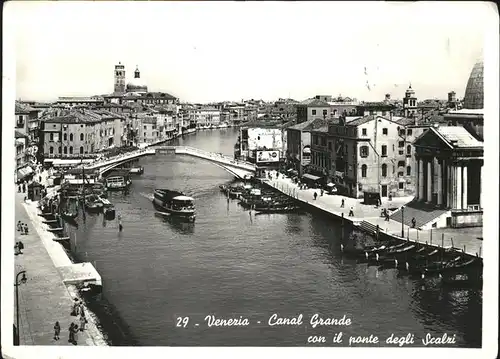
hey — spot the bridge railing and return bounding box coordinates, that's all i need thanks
[80,148,155,170]
[176,146,256,170]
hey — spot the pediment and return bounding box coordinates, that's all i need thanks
[413,129,452,150]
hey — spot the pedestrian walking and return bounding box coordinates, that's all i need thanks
[320,189,324,196]
[340,199,345,208]
[17,221,22,232]
[348,207,354,217]
[79,302,85,317]
[411,217,416,228]
[313,192,318,200]
[68,323,75,343]
[18,184,21,193]
[72,323,79,345]
[385,210,390,221]
[79,313,87,331]
[14,243,20,255]
[53,321,60,340]
[18,241,24,254]
[71,298,79,316]
[23,224,29,235]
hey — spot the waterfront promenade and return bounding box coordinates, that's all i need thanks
[264,170,483,258]
[14,193,106,346]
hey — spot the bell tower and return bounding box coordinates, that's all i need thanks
[403,84,418,117]
[114,62,126,94]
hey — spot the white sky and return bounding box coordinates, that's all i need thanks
[6,1,493,103]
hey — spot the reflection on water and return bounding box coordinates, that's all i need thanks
[61,129,481,347]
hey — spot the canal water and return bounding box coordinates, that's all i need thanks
[67,128,482,347]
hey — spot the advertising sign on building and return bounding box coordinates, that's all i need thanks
[257,150,280,163]
[247,128,283,151]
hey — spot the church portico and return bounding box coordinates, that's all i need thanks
[413,126,483,228]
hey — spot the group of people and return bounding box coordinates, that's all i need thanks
[17,221,29,235]
[60,298,88,345]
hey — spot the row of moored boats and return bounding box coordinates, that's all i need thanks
[220,182,302,214]
[342,238,483,289]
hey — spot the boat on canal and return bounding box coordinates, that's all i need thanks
[440,273,483,290]
[85,194,104,212]
[104,169,132,191]
[153,189,196,219]
[129,166,144,175]
[60,198,79,221]
[99,196,116,220]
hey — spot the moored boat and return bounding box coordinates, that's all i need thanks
[129,166,144,175]
[85,195,104,212]
[104,170,132,191]
[153,189,196,219]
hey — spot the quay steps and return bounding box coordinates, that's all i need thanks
[389,201,448,229]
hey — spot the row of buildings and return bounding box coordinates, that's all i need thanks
[232,62,483,219]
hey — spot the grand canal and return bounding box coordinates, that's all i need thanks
[66,128,482,347]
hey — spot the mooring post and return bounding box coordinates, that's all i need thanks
[441,233,444,248]
[451,237,454,248]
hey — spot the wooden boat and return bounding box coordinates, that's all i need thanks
[129,166,144,175]
[85,195,104,212]
[356,242,408,262]
[367,244,418,266]
[254,206,302,214]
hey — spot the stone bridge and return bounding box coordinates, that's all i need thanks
[155,146,256,179]
[79,145,256,179]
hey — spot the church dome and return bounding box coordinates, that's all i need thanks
[463,61,483,109]
[126,66,148,93]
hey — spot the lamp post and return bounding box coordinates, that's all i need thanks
[401,206,405,238]
[14,270,27,345]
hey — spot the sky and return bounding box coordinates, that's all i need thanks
[6,1,493,103]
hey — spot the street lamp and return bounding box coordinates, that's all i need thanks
[401,206,405,238]
[14,270,27,345]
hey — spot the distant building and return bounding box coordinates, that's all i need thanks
[40,108,128,162]
[402,85,418,117]
[296,98,332,124]
[114,62,126,94]
[126,66,148,94]
[357,102,395,117]
[194,107,221,129]
[15,130,32,183]
[286,118,329,176]
[15,102,40,142]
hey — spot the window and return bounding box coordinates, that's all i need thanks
[69,146,73,154]
[360,146,369,157]
[398,182,404,189]
[406,145,411,155]
[49,133,54,141]
[398,171,403,177]
[49,146,54,154]
[69,133,74,141]
[381,145,387,157]
[361,164,367,178]
[399,129,405,136]
[63,133,67,141]
[80,133,84,141]
[398,160,405,167]
[398,141,404,148]
[382,164,387,177]
[321,137,326,146]
[328,142,332,150]
[407,129,413,136]
[323,109,328,117]
[64,146,68,154]
[312,110,317,115]
[313,135,318,145]
[144,125,147,130]
[362,128,367,136]
[382,128,388,135]
[58,146,61,154]
[406,166,411,175]
[144,132,147,138]
[80,146,84,154]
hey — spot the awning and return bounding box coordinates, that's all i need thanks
[302,173,321,181]
[302,147,311,154]
[17,166,33,181]
[326,182,335,187]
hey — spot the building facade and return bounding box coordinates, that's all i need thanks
[15,102,40,142]
[413,126,483,228]
[40,109,128,160]
[296,99,332,124]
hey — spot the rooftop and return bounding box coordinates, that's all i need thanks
[288,118,328,131]
[43,109,125,124]
[299,98,331,107]
[434,126,483,148]
[15,102,37,114]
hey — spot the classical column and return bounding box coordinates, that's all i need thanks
[437,159,443,206]
[418,159,424,201]
[480,165,483,209]
[456,165,462,210]
[427,160,432,202]
[462,165,468,209]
